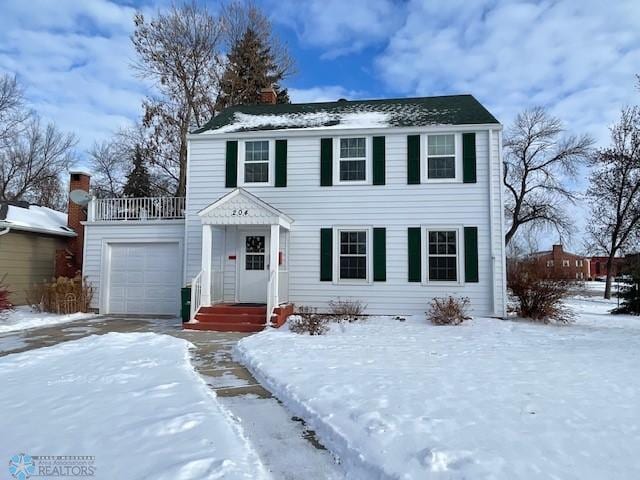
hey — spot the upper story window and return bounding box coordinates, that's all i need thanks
[547,260,554,267]
[424,133,461,182]
[244,140,270,183]
[427,229,458,282]
[335,137,369,184]
[562,259,570,267]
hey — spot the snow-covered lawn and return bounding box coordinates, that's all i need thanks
[0,306,96,333]
[237,298,640,480]
[0,332,269,479]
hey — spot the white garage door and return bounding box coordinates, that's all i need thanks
[107,242,180,315]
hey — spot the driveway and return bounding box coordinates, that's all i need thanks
[0,315,343,480]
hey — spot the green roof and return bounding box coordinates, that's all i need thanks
[193,94,500,134]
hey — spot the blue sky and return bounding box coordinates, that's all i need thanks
[1,0,639,248]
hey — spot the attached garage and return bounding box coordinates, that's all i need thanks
[105,242,181,315]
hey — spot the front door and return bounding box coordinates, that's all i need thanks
[238,230,270,303]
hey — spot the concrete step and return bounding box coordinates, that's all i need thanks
[199,305,267,315]
[184,321,266,333]
[195,313,266,325]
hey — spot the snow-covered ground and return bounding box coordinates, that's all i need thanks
[0,306,96,333]
[0,332,270,479]
[237,295,640,480]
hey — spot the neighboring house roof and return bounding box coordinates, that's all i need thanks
[0,201,76,237]
[194,94,500,134]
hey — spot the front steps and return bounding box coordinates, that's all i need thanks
[183,303,293,332]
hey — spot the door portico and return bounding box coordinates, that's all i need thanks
[193,188,293,322]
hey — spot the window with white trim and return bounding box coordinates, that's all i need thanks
[338,137,367,182]
[427,230,458,281]
[427,134,456,179]
[547,260,554,267]
[339,230,368,280]
[244,140,270,183]
[562,259,570,267]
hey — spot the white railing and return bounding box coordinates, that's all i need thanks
[92,197,185,221]
[266,269,277,327]
[190,270,203,321]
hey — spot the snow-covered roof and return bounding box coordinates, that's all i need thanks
[0,201,76,237]
[194,94,500,134]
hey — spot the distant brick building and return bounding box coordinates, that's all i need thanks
[590,256,626,279]
[531,244,591,280]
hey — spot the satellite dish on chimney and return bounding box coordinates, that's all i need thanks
[69,189,91,207]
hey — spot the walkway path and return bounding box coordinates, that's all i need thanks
[0,316,344,480]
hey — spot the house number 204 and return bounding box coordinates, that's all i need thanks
[232,209,249,216]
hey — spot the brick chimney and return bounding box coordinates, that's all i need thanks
[552,244,563,255]
[259,86,277,105]
[67,170,91,274]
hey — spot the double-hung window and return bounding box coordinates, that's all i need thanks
[339,230,368,280]
[339,137,367,182]
[244,140,270,184]
[427,229,458,282]
[426,134,456,180]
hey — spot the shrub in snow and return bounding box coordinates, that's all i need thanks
[289,307,329,335]
[328,298,367,322]
[508,259,573,323]
[0,274,13,317]
[26,275,94,314]
[427,296,470,325]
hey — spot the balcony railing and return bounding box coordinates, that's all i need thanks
[90,197,186,222]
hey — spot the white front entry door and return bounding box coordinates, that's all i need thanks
[238,230,270,303]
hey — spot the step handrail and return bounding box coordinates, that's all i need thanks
[190,270,204,321]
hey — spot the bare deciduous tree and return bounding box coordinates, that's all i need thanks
[586,106,640,299]
[503,107,594,245]
[0,117,76,209]
[0,74,30,145]
[132,1,224,196]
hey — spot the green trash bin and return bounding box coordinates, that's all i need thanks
[181,286,191,323]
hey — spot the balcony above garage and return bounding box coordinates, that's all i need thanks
[88,197,186,222]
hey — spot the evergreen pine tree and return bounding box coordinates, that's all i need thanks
[123,145,152,198]
[216,28,289,110]
[613,258,640,315]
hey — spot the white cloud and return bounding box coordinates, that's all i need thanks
[288,85,365,103]
[267,0,405,58]
[0,0,163,157]
[375,0,640,146]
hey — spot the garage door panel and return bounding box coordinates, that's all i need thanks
[107,242,180,315]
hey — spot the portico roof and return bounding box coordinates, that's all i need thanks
[198,188,293,228]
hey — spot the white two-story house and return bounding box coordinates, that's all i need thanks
[82,94,506,330]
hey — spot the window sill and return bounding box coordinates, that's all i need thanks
[422,280,464,287]
[334,279,372,286]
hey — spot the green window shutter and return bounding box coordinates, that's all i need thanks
[372,136,386,185]
[408,227,421,282]
[464,226,479,282]
[320,228,333,281]
[320,138,333,186]
[463,132,477,183]
[407,135,421,184]
[225,140,238,188]
[373,228,386,281]
[275,139,287,187]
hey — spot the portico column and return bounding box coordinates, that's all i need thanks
[269,224,280,320]
[201,224,212,306]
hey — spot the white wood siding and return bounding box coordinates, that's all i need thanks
[185,127,506,317]
[83,221,185,311]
